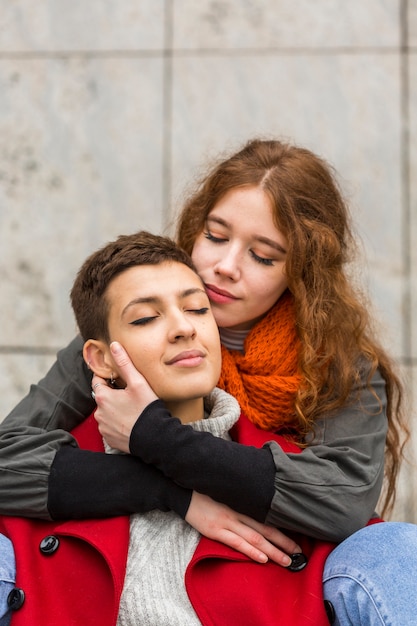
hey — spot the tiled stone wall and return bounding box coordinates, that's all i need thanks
[0,0,416,521]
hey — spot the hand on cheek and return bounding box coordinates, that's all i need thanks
[92,342,158,453]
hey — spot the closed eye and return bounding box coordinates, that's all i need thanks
[205,229,278,266]
[250,251,275,266]
[129,316,157,326]
[204,230,227,244]
[188,307,210,315]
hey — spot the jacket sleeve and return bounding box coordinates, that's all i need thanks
[129,369,388,542]
[264,369,387,541]
[0,336,94,518]
[0,336,192,520]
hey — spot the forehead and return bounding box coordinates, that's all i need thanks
[209,186,287,247]
[106,261,203,302]
[210,186,275,228]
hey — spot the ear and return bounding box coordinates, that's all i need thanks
[83,339,114,379]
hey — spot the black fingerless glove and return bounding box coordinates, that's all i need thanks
[48,445,192,520]
[129,400,276,522]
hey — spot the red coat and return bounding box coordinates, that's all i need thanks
[0,413,373,625]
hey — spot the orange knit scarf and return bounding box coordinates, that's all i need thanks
[218,291,302,432]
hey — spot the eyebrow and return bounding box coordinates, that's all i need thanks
[121,287,207,318]
[207,215,287,254]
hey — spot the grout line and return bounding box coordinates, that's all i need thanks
[1,344,416,365]
[400,0,412,361]
[0,50,163,59]
[400,357,417,367]
[399,0,415,525]
[162,0,173,227]
[0,47,416,60]
[0,346,61,355]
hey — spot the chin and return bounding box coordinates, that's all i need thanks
[179,383,217,401]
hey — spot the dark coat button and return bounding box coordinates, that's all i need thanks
[324,599,336,624]
[39,535,60,555]
[7,588,25,611]
[287,552,308,572]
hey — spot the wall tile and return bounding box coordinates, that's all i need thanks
[173,0,400,49]
[170,52,403,355]
[0,351,58,421]
[0,0,165,51]
[0,56,165,348]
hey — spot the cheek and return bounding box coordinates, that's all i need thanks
[254,271,287,303]
[126,342,160,378]
[191,239,211,273]
[213,347,222,379]
[138,362,165,396]
[270,280,288,306]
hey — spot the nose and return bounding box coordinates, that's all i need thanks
[213,245,241,281]
[168,310,197,342]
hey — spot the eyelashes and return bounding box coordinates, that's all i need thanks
[129,317,156,326]
[250,252,274,266]
[204,230,224,243]
[204,230,275,266]
[129,308,209,326]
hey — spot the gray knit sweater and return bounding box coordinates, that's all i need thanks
[104,387,240,626]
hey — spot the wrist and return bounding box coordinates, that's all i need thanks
[129,399,167,455]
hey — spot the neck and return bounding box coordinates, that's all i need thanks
[219,326,250,353]
[165,397,205,424]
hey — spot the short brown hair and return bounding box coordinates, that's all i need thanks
[70,231,197,342]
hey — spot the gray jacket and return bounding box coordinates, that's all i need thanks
[0,336,387,541]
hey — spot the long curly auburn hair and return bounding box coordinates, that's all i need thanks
[176,138,408,517]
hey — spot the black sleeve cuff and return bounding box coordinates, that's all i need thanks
[129,400,276,522]
[48,446,192,520]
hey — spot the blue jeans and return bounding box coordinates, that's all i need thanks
[323,522,417,625]
[0,534,15,626]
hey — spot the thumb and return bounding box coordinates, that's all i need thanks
[110,341,144,386]
[110,341,158,405]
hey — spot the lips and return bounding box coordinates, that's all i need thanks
[204,283,238,304]
[166,350,205,366]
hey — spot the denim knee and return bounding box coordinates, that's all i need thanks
[0,534,16,626]
[323,522,417,626]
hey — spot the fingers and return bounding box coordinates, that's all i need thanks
[92,373,107,386]
[226,520,300,567]
[91,375,107,400]
[216,524,295,566]
[238,515,302,555]
[185,493,302,567]
[219,530,269,564]
[219,528,290,565]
